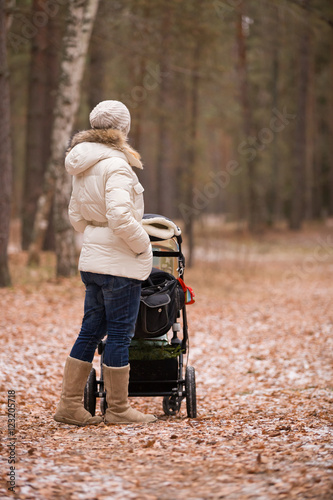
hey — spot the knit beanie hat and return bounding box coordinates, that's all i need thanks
[89,100,131,136]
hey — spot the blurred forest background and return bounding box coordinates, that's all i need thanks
[0,0,333,285]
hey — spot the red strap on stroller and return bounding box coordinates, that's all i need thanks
[177,278,195,305]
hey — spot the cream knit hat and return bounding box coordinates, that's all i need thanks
[89,100,131,136]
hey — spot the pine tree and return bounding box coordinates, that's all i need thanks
[0,0,13,287]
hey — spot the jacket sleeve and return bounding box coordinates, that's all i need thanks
[68,193,88,233]
[105,166,150,255]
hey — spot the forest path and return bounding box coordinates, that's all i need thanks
[0,234,332,499]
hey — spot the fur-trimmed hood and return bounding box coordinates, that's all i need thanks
[66,128,143,171]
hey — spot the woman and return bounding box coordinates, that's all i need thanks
[54,100,156,426]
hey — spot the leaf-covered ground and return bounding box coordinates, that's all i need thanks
[1,227,333,499]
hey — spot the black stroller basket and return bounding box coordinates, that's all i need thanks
[134,268,185,340]
[84,215,197,418]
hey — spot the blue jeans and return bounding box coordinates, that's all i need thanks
[70,272,142,367]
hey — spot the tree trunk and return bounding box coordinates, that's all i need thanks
[271,46,282,224]
[130,55,146,151]
[43,12,62,251]
[289,1,310,230]
[28,0,99,277]
[0,0,13,287]
[304,31,315,220]
[185,41,201,268]
[271,7,282,225]
[329,30,333,217]
[88,0,107,111]
[312,139,322,219]
[236,2,261,232]
[22,0,60,250]
[129,2,152,152]
[155,3,173,217]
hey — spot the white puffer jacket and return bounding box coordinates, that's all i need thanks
[65,128,152,281]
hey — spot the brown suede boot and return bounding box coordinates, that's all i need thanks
[54,357,102,426]
[103,364,157,424]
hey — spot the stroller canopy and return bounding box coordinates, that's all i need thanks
[142,214,181,241]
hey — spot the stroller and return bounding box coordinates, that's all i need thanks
[84,214,197,418]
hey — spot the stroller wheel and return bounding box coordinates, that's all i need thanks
[163,394,182,416]
[100,396,107,415]
[185,366,197,418]
[84,368,97,417]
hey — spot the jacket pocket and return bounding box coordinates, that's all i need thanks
[132,182,145,216]
[133,182,144,195]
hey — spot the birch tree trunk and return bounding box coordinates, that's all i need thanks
[28,0,99,276]
[0,0,13,287]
